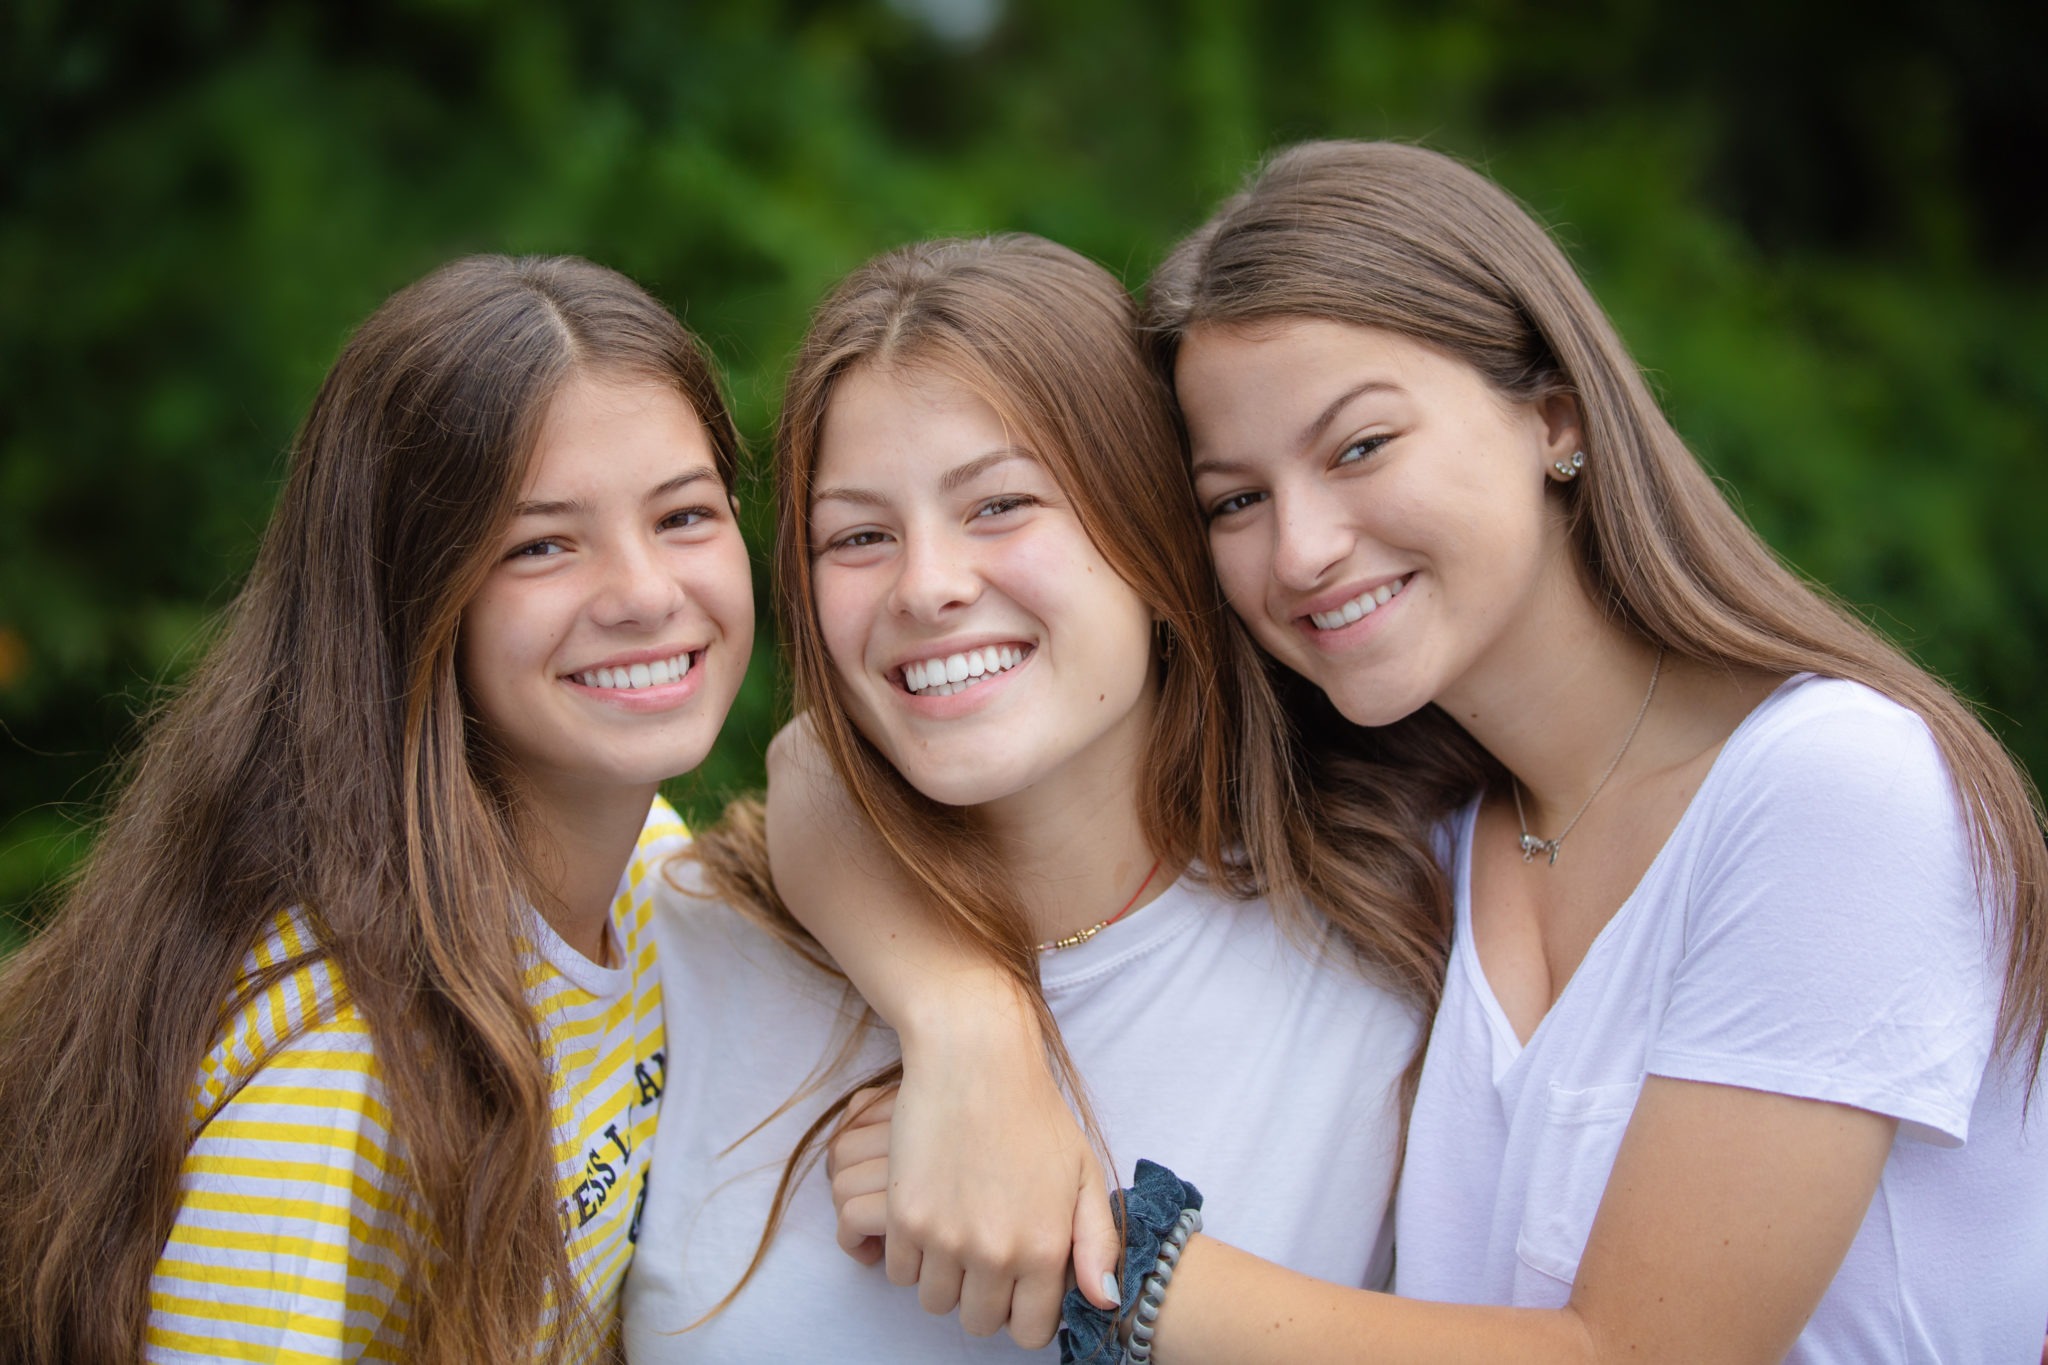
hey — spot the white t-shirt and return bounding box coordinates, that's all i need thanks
[623,862,1420,1362]
[1395,675,2048,1361]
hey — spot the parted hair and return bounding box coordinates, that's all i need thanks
[686,233,1450,1307]
[0,255,740,1363]
[1144,138,2048,1072]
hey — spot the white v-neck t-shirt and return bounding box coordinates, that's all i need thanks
[1393,675,2048,1360]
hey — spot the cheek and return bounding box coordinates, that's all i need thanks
[456,585,522,681]
[697,534,757,642]
[809,570,872,679]
[1205,531,1276,625]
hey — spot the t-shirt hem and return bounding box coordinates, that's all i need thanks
[1647,1048,1970,1147]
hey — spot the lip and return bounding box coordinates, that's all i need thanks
[886,636,1037,688]
[887,638,1036,716]
[1291,572,1413,646]
[562,646,708,713]
[562,643,703,676]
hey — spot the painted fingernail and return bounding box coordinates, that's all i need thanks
[1101,1271,1120,1304]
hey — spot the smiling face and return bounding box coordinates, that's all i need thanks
[1179,318,1582,728]
[808,363,1159,812]
[459,370,753,806]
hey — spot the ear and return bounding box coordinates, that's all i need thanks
[1535,391,1584,463]
[1534,391,1587,484]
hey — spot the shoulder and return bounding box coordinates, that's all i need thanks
[1179,880,1428,1033]
[1717,676,1949,800]
[1696,676,1964,856]
[639,794,691,858]
[190,907,379,1132]
[648,844,853,1023]
[603,794,693,972]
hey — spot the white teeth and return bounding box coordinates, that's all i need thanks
[1309,576,1409,631]
[575,652,693,691]
[902,645,1028,697]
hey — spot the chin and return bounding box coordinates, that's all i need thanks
[882,750,1031,810]
[1311,675,1433,732]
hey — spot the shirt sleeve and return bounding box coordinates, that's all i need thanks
[146,1014,411,1363]
[1646,684,2000,1146]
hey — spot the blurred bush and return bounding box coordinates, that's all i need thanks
[3,0,2042,948]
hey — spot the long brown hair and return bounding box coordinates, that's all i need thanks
[687,233,1405,1306]
[1144,139,2048,1071]
[0,255,740,1363]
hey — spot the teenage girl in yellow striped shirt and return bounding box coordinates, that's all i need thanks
[0,256,756,1363]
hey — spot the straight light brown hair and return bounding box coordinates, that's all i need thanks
[0,255,740,1363]
[1145,139,2048,1073]
[686,232,1447,1310]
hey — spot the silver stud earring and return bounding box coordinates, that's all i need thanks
[1551,449,1586,481]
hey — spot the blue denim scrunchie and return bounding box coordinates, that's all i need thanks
[1058,1159,1205,1365]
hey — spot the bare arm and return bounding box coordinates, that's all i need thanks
[763,715,1120,1345]
[1146,1075,1896,1364]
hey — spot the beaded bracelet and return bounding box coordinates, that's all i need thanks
[1058,1159,1205,1365]
[1124,1205,1201,1363]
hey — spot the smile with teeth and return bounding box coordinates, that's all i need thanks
[1307,576,1410,631]
[901,645,1029,697]
[573,651,695,691]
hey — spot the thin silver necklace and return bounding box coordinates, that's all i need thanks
[1512,647,1665,867]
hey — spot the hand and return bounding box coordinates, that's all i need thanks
[826,1086,893,1267]
[852,1004,1122,1349]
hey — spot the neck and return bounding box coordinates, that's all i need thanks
[1436,557,1666,833]
[976,706,1169,949]
[520,778,662,966]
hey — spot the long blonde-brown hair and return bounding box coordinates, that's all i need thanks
[1145,139,2048,1070]
[687,233,1452,1304]
[0,255,740,1363]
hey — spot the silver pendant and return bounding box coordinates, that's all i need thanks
[1519,833,1561,866]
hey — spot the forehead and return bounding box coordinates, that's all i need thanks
[1176,319,1497,452]
[526,373,711,483]
[814,363,1020,481]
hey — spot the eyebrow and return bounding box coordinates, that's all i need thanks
[812,448,1032,508]
[513,466,720,518]
[1188,380,1402,479]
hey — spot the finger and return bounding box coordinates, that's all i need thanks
[915,1248,965,1318]
[1004,1260,1068,1350]
[846,1085,897,1128]
[826,1119,892,1182]
[849,1233,885,1267]
[1071,1177,1123,1310]
[838,1190,890,1254]
[884,1215,924,1289]
[957,1263,1014,1339]
[831,1156,891,1223]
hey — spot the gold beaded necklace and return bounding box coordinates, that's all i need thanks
[1036,860,1164,953]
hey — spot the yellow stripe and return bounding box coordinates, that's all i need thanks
[225,1076,387,1118]
[171,1188,406,1249]
[148,1288,380,1342]
[156,1243,404,1302]
[145,1320,394,1365]
[199,1122,398,1175]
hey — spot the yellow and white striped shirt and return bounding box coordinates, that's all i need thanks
[146,798,686,1363]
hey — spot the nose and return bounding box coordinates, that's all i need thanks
[884,526,979,623]
[591,534,686,628]
[1269,479,1356,591]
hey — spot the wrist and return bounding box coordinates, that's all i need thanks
[892,967,1043,1060]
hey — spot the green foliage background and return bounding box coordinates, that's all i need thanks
[4,0,2044,949]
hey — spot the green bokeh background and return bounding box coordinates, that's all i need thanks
[4,0,2044,951]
